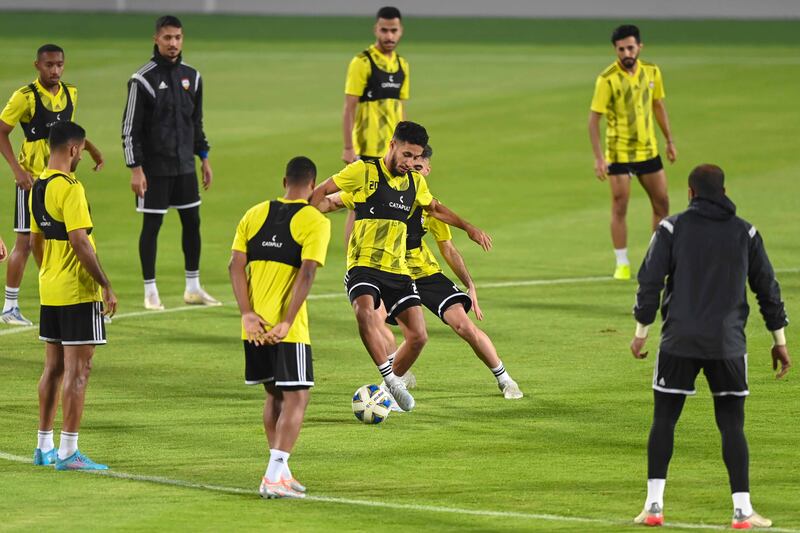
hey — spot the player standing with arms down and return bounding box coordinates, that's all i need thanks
[589,25,676,280]
[323,145,523,400]
[30,121,116,470]
[0,44,104,326]
[122,15,218,310]
[630,164,790,529]
[229,157,331,499]
[312,122,492,412]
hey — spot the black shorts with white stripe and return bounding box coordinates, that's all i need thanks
[39,302,106,345]
[13,185,31,232]
[415,273,472,324]
[134,172,201,214]
[243,341,314,389]
[653,351,748,397]
[344,266,421,326]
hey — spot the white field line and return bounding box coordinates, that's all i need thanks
[2,268,798,337]
[1,451,797,532]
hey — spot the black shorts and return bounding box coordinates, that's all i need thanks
[415,273,472,324]
[653,351,748,397]
[39,302,106,345]
[607,155,664,177]
[344,266,421,325]
[13,185,30,232]
[244,341,314,389]
[135,172,200,214]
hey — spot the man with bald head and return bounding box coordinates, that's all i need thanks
[629,164,790,528]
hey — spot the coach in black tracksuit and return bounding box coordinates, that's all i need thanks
[121,15,218,310]
[629,164,790,528]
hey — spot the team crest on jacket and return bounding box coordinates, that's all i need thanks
[181,78,190,90]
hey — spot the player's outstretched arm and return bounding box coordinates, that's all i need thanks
[0,120,33,190]
[68,228,117,317]
[437,239,483,320]
[342,95,359,164]
[264,259,320,345]
[652,99,676,163]
[588,111,607,181]
[424,199,492,251]
[0,236,7,262]
[317,192,346,214]
[229,250,271,345]
[310,177,341,208]
[83,139,104,171]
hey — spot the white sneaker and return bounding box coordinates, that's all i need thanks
[385,377,415,411]
[144,292,165,311]
[259,477,305,499]
[500,379,524,400]
[732,508,772,529]
[379,383,405,412]
[184,288,221,306]
[0,307,33,326]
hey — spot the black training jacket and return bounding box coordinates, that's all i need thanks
[634,194,787,359]
[121,47,210,177]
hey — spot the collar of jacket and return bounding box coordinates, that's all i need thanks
[687,193,737,220]
[151,45,183,68]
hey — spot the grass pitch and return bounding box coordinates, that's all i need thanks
[1,13,799,532]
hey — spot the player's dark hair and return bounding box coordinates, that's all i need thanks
[285,156,317,185]
[688,164,725,197]
[611,24,640,44]
[377,6,402,20]
[155,15,182,32]
[392,121,428,149]
[37,44,64,58]
[48,121,86,150]
[421,144,433,160]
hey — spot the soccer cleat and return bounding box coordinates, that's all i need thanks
[284,477,306,493]
[1,307,33,326]
[144,292,165,311]
[732,509,772,529]
[378,383,406,412]
[259,477,305,499]
[613,264,632,280]
[184,288,221,306]
[500,379,524,400]
[385,377,415,412]
[103,315,112,324]
[634,503,664,526]
[401,369,417,389]
[55,450,108,471]
[33,448,57,466]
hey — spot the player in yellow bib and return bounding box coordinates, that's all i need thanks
[325,145,523,400]
[0,44,104,326]
[29,121,116,471]
[230,156,330,499]
[312,121,492,412]
[589,25,677,280]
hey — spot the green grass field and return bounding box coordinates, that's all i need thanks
[1,12,799,532]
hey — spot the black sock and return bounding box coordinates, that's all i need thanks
[714,395,749,493]
[647,391,686,479]
[179,207,201,272]
[139,212,164,281]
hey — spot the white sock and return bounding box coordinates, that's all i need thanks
[144,279,159,297]
[37,430,54,452]
[614,248,630,266]
[377,360,392,380]
[58,431,79,460]
[732,492,753,516]
[185,270,200,292]
[387,351,397,366]
[265,449,290,483]
[646,478,666,509]
[491,362,510,384]
[4,286,19,312]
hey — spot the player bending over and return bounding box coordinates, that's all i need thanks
[229,156,330,499]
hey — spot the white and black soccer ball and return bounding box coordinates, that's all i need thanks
[352,384,392,424]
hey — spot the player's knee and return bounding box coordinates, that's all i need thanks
[16,234,32,253]
[406,328,427,352]
[612,197,628,217]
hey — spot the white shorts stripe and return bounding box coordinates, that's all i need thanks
[387,294,421,317]
[348,282,381,298]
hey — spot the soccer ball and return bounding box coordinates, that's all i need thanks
[352,384,392,424]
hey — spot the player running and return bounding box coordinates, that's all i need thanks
[589,24,676,280]
[30,121,116,471]
[311,121,492,412]
[0,44,104,326]
[630,164,790,529]
[321,145,523,400]
[229,157,331,499]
